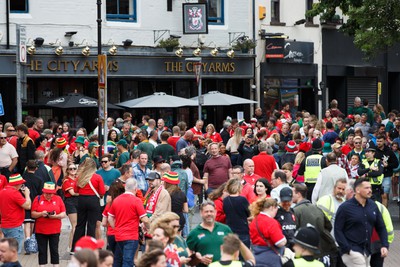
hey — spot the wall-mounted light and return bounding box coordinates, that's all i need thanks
[55,42,64,56]
[82,45,90,56]
[175,47,183,57]
[294,19,307,26]
[193,47,201,56]
[227,48,235,58]
[27,39,36,55]
[34,37,44,47]
[210,48,219,57]
[109,45,117,55]
[122,39,133,47]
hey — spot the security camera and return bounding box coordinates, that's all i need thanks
[251,85,257,90]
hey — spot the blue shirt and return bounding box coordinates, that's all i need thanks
[334,197,388,256]
[132,164,150,192]
[96,168,121,186]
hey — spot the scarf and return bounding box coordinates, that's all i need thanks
[144,185,163,216]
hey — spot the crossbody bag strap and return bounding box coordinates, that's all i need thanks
[255,215,279,255]
[88,180,100,198]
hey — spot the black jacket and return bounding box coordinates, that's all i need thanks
[374,145,398,177]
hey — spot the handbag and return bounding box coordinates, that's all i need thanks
[89,180,104,206]
[24,197,39,254]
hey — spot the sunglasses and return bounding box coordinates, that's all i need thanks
[354,142,361,144]
[58,127,62,130]
[101,161,109,163]
[0,137,6,139]
[68,167,77,170]
[7,129,15,131]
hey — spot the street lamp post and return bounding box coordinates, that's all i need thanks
[186,57,202,120]
[97,0,103,158]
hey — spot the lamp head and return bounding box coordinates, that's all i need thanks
[82,46,90,56]
[227,49,235,58]
[27,45,36,55]
[193,47,201,57]
[55,45,64,56]
[109,45,117,55]
[175,48,183,57]
[210,47,218,57]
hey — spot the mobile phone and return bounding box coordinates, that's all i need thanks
[20,185,26,191]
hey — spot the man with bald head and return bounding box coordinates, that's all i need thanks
[176,131,193,154]
[242,159,261,186]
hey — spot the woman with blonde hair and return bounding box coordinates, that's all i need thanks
[71,158,105,252]
[374,103,386,120]
[223,178,250,247]
[153,212,191,264]
[226,127,243,165]
[204,123,223,143]
[249,198,286,267]
[292,152,305,183]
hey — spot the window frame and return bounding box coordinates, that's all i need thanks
[207,0,224,25]
[270,0,280,23]
[106,0,137,22]
[10,0,29,13]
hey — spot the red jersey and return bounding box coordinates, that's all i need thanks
[249,213,285,246]
[214,197,225,223]
[28,128,40,142]
[167,136,180,150]
[108,192,147,241]
[32,194,66,234]
[241,182,256,203]
[62,176,78,198]
[190,127,203,141]
[341,144,353,155]
[243,173,261,186]
[252,152,277,182]
[203,132,223,143]
[102,204,115,236]
[0,175,7,190]
[77,173,106,196]
[0,186,26,228]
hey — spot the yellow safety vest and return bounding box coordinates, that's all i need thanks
[209,261,242,267]
[304,154,323,183]
[362,159,384,185]
[375,201,394,244]
[293,258,324,267]
[317,195,336,221]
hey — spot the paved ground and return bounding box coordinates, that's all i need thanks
[10,201,400,266]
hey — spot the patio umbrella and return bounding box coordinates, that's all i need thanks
[117,92,198,108]
[190,91,257,106]
[46,92,122,109]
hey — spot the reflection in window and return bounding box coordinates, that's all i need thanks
[106,0,137,22]
[271,0,280,22]
[306,0,314,23]
[10,0,28,13]
[207,0,224,24]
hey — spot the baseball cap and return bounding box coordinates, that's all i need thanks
[146,172,161,180]
[75,236,105,251]
[280,187,293,202]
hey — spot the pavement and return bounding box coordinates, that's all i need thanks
[9,200,400,266]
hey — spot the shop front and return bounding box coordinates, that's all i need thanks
[0,52,254,130]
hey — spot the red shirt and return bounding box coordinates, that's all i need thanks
[190,127,203,141]
[108,192,147,241]
[249,213,285,246]
[32,194,66,234]
[77,173,106,196]
[7,136,18,149]
[0,175,7,190]
[241,182,256,203]
[341,144,353,155]
[252,152,277,182]
[62,176,78,198]
[102,204,115,236]
[243,173,261,186]
[0,186,26,228]
[167,136,180,150]
[28,128,40,142]
[214,198,225,223]
[203,132,223,143]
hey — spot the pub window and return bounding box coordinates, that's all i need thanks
[10,0,29,13]
[270,0,280,23]
[306,0,314,24]
[200,0,224,25]
[106,0,137,22]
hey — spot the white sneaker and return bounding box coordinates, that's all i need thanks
[393,196,399,201]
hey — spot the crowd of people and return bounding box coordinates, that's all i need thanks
[0,96,398,267]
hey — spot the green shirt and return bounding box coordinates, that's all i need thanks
[187,222,232,267]
[153,143,175,162]
[136,141,155,169]
[173,235,189,258]
[116,151,130,168]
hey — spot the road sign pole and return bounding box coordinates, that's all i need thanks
[15,25,26,125]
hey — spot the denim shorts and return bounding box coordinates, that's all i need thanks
[2,226,24,254]
[382,177,392,194]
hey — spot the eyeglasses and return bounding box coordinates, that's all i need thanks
[101,161,109,163]
[0,137,6,139]
[7,129,15,131]
[68,167,77,170]
[58,127,62,130]
[354,142,361,144]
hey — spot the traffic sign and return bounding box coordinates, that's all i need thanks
[0,94,5,116]
[19,26,26,63]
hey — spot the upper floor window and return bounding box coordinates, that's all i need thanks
[10,0,29,13]
[200,0,224,25]
[270,0,280,23]
[106,0,137,22]
[306,0,314,24]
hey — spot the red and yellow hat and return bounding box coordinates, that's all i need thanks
[42,182,57,194]
[56,137,67,148]
[8,173,26,186]
[162,171,179,185]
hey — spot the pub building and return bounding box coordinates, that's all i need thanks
[0,48,255,130]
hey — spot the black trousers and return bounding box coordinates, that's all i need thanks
[72,195,101,250]
[36,233,60,265]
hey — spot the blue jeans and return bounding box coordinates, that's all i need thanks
[114,240,138,267]
[182,212,189,238]
[2,226,24,254]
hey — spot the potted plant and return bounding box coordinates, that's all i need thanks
[232,36,256,53]
[158,38,180,52]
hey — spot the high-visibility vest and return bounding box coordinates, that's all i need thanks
[362,159,384,185]
[209,261,242,267]
[375,201,394,243]
[293,258,324,267]
[316,195,339,221]
[304,154,323,183]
